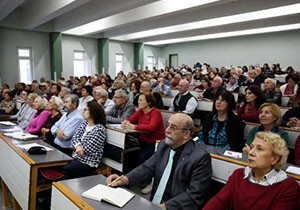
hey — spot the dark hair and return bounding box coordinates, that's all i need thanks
[87,101,106,125]
[245,85,266,109]
[140,92,156,108]
[6,91,14,99]
[285,73,299,83]
[213,90,236,112]
[129,80,141,92]
[201,76,211,87]
[83,85,93,96]
[52,83,62,93]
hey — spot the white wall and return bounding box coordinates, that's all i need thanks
[162,30,300,70]
[109,40,134,77]
[144,45,163,69]
[61,35,98,79]
[0,27,50,86]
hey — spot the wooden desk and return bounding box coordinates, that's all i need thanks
[51,175,161,210]
[200,144,300,184]
[103,125,144,173]
[0,134,72,210]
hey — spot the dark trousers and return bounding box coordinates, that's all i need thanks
[137,143,155,166]
[53,144,73,157]
[63,159,97,179]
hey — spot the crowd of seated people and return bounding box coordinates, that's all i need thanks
[1,61,300,210]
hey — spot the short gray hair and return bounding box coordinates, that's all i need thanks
[115,89,128,100]
[65,94,79,107]
[94,88,108,98]
[51,96,64,111]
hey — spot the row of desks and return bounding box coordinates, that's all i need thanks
[1,123,299,209]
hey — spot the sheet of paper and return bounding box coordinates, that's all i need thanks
[1,126,22,133]
[286,166,300,175]
[224,150,242,159]
[0,121,16,126]
[18,143,53,151]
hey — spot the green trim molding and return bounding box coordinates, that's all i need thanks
[97,38,109,74]
[49,32,63,80]
[134,43,144,71]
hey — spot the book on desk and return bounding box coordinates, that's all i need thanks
[82,184,135,208]
[3,132,38,140]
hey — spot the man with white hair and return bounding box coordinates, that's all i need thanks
[59,87,71,100]
[169,79,197,114]
[93,87,114,113]
[106,90,136,123]
[202,76,225,100]
[263,78,282,105]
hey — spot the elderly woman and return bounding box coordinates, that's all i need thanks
[236,85,266,123]
[204,132,300,210]
[41,96,64,142]
[0,90,16,114]
[62,101,106,179]
[26,96,50,135]
[225,75,239,93]
[122,92,165,166]
[198,91,245,152]
[10,93,38,129]
[245,103,289,146]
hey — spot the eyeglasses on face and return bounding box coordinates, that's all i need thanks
[165,122,187,131]
[113,96,123,99]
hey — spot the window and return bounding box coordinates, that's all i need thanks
[18,48,33,84]
[73,51,91,77]
[147,56,154,70]
[115,54,123,75]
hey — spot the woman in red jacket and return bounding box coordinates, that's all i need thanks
[203,132,300,210]
[236,85,266,123]
[122,92,165,166]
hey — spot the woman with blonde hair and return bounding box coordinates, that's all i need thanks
[204,132,300,210]
[26,96,50,135]
[245,103,288,147]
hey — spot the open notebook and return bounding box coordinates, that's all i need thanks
[4,132,38,140]
[82,184,135,208]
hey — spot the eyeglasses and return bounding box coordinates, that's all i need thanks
[165,122,187,131]
[113,96,123,99]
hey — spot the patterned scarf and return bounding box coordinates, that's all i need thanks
[207,114,230,150]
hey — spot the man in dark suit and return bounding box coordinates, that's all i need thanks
[107,113,212,210]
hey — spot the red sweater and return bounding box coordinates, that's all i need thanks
[126,108,165,144]
[203,168,300,210]
[236,104,260,123]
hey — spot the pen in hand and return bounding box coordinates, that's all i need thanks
[108,175,124,187]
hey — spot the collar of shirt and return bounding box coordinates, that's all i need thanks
[243,166,288,186]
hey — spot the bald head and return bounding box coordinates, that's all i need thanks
[166,113,194,148]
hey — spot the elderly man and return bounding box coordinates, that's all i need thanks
[51,94,83,156]
[202,76,225,100]
[107,113,212,210]
[169,79,197,114]
[133,81,164,109]
[263,78,282,105]
[93,87,114,113]
[106,90,136,123]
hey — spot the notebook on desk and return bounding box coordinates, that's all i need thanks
[82,184,135,208]
[4,132,38,140]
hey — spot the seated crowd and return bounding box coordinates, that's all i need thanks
[0,61,300,210]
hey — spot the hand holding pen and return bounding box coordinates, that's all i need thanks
[106,174,129,187]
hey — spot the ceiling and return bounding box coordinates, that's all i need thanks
[1,0,300,46]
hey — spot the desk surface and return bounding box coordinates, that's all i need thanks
[53,175,161,210]
[0,133,72,164]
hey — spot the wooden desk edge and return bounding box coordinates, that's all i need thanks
[210,153,300,180]
[53,182,94,210]
[0,133,34,164]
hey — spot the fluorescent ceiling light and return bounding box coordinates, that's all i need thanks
[63,0,219,35]
[145,23,300,46]
[113,3,300,41]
